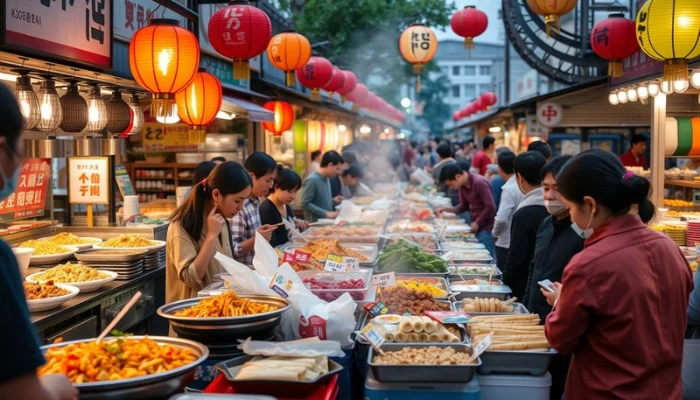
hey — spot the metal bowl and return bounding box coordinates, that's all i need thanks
[41,336,208,400]
[157,295,291,326]
[170,317,282,344]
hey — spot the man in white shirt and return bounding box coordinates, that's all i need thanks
[491,151,523,272]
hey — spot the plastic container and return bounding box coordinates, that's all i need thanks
[204,373,339,400]
[298,269,373,302]
[364,370,479,400]
[477,372,551,400]
[12,247,34,278]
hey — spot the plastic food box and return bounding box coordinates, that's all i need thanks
[477,373,552,400]
[298,269,373,301]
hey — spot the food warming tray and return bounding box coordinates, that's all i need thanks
[74,248,148,262]
[367,343,480,383]
[449,282,513,301]
[452,301,529,316]
[393,275,450,300]
[477,348,556,376]
[448,265,502,280]
[279,242,379,265]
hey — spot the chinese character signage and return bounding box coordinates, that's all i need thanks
[114,0,187,41]
[198,4,259,77]
[142,119,197,152]
[4,0,112,68]
[68,157,110,205]
[0,159,50,220]
[536,102,563,128]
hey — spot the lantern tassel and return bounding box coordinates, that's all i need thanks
[464,37,474,50]
[285,71,296,86]
[416,75,421,93]
[310,88,321,102]
[664,60,689,83]
[233,60,250,81]
[340,95,346,102]
[609,61,624,78]
[545,15,560,38]
[188,126,206,145]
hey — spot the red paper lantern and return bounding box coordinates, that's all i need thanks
[450,6,489,50]
[323,66,346,95]
[337,70,358,100]
[481,92,498,108]
[346,83,369,108]
[262,101,294,136]
[296,56,334,101]
[208,1,272,80]
[590,13,639,77]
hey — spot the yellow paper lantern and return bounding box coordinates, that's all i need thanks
[636,0,700,83]
[527,0,578,36]
[399,23,438,93]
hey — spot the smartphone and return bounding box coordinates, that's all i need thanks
[538,279,555,293]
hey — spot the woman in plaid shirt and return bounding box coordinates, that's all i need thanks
[230,152,279,265]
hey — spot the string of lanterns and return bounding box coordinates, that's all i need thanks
[453,91,499,121]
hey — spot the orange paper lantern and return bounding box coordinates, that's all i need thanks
[527,0,577,36]
[399,23,438,93]
[267,30,312,87]
[175,69,223,144]
[262,101,294,136]
[129,19,200,121]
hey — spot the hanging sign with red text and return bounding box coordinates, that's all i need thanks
[68,157,110,205]
[0,158,50,219]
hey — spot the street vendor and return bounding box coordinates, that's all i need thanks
[167,162,252,303]
[301,151,344,222]
[0,84,77,400]
[230,152,279,266]
[436,163,496,256]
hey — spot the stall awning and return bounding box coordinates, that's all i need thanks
[222,96,274,122]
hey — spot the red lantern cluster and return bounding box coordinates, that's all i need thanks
[454,91,498,121]
[590,13,639,78]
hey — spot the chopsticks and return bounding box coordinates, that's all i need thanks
[96,291,142,343]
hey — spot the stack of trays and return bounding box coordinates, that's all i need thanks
[662,222,687,247]
[687,220,700,247]
[144,249,165,270]
[74,249,147,280]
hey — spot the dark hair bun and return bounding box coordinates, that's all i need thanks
[622,175,655,223]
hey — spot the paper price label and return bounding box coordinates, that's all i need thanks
[294,250,312,264]
[469,333,493,362]
[372,272,396,288]
[282,251,296,264]
[440,251,454,261]
[361,323,385,348]
[324,254,346,272]
[365,301,389,317]
[344,257,359,271]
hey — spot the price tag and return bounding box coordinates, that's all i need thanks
[424,311,471,324]
[372,272,396,288]
[440,251,454,261]
[364,301,389,317]
[344,257,359,271]
[468,334,493,363]
[324,254,346,272]
[282,251,296,264]
[294,250,312,264]
[360,323,385,348]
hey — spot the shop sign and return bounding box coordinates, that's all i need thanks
[114,0,187,41]
[114,164,135,197]
[3,0,112,68]
[68,157,110,205]
[142,120,197,151]
[536,102,563,128]
[200,55,250,91]
[516,69,539,101]
[525,113,547,137]
[0,159,50,220]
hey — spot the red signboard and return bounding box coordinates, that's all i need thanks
[0,159,50,219]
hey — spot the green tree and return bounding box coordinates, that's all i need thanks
[416,72,452,134]
[283,0,455,117]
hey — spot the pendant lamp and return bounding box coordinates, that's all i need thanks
[59,79,88,133]
[37,76,63,133]
[86,84,108,133]
[14,70,40,130]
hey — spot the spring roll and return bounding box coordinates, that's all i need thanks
[418,333,429,342]
[422,316,437,333]
[399,317,413,333]
[407,333,419,342]
[438,327,452,342]
[428,333,440,342]
[385,332,396,342]
[395,332,408,342]
[412,316,424,333]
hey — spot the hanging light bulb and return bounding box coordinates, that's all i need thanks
[661,80,674,95]
[14,70,40,130]
[156,104,180,124]
[637,85,649,100]
[59,79,88,133]
[673,77,690,93]
[648,82,660,97]
[692,70,700,89]
[627,88,638,102]
[86,84,108,132]
[127,91,144,135]
[36,76,63,132]
[609,91,620,105]
[617,90,629,104]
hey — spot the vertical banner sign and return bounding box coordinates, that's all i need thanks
[4,0,112,68]
[0,159,50,219]
[68,157,110,205]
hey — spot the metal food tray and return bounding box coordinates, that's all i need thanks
[216,355,343,398]
[448,265,502,280]
[452,301,529,316]
[279,242,379,265]
[357,318,467,345]
[41,336,208,400]
[449,282,513,301]
[74,248,148,262]
[394,275,450,300]
[368,343,480,383]
[477,348,556,376]
[385,233,441,250]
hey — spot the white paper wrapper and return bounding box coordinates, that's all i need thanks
[238,337,345,357]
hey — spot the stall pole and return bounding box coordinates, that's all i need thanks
[87,204,94,227]
[651,93,667,208]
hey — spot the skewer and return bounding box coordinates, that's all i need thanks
[96,291,142,343]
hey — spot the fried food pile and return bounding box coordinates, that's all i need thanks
[378,286,451,315]
[298,240,368,261]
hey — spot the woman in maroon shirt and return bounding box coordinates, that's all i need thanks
[542,150,693,400]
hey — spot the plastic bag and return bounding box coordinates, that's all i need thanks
[238,337,345,358]
[410,168,434,186]
[336,200,363,223]
[215,252,277,297]
[252,231,279,278]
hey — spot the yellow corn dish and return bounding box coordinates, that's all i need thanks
[101,234,154,248]
[18,240,72,255]
[33,262,108,283]
[38,336,198,383]
[46,232,95,245]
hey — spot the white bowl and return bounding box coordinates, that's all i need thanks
[93,239,165,254]
[26,283,80,312]
[26,270,118,293]
[12,247,34,278]
[28,246,79,266]
[38,236,103,250]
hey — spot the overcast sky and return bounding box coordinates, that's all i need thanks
[434,0,505,45]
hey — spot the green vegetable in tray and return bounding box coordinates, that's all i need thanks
[377,240,448,273]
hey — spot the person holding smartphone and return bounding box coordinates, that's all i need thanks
[260,167,309,247]
[167,162,253,303]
